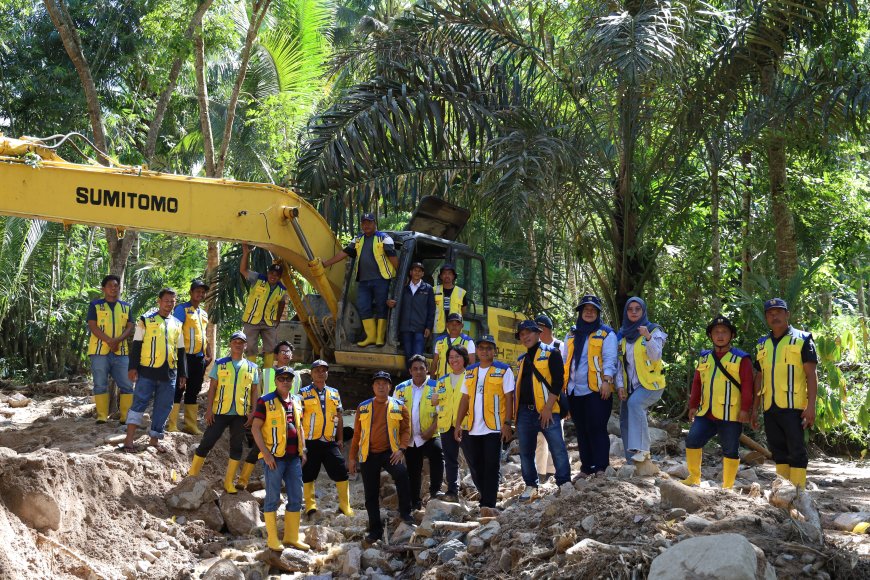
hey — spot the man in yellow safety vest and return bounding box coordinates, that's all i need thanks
[240,243,288,368]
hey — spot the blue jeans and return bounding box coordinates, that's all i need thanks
[264,454,303,513]
[401,331,425,362]
[686,415,743,459]
[90,353,133,395]
[619,387,663,457]
[516,406,571,486]
[127,374,176,439]
[357,278,391,319]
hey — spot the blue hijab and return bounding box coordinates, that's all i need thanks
[572,306,603,369]
[619,297,660,342]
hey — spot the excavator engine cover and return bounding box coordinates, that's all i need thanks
[404,196,470,241]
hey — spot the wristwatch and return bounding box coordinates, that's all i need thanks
[398,447,407,454]
[504,420,513,427]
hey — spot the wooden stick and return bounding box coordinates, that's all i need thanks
[740,434,771,458]
[37,533,110,580]
[433,521,480,532]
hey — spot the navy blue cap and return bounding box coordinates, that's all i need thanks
[275,366,295,377]
[267,262,284,274]
[311,359,329,368]
[446,312,463,324]
[361,212,376,222]
[576,295,602,311]
[190,279,209,291]
[706,315,737,337]
[515,320,542,339]
[230,331,247,342]
[372,370,392,384]
[476,334,497,347]
[764,297,789,312]
[409,262,424,271]
[439,263,457,274]
[534,314,553,329]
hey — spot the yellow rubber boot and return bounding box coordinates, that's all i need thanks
[681,447,702,486]
[236,461,256,490]
[336,480,354,516]
[283,511,310,551]
[304,482,318,516]
[375,318,388,347]
[263,353,274,369]
[722,457,740,489]
[264,511,284,551]
[183,404,203,435]
[246,354,258,364]
[94,393,110,423]
[775,463,791,480]
[789,467,807,490]
[188,454,205,476]
[224,459,240,494]
[357,319,377,347]
[167,403,180,432]
[119,393,133,424]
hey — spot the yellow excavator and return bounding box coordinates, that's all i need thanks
[0,136,525,398]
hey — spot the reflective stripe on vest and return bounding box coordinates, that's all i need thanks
[619,337,666,391]
[433,285,466,334]
[180,302,208,355]
[212,357,257,415]
[356,397,404,462]
[436,371,466,431]
[696,348,747,421]
[259,392,304,459]
[299,385,342,442]
[138,314,183,369]
[433,333,471,382]
[88,300,131,356]
[464,362,510,431]
[242,274,286,326]
[757,329,809,411]
[516,345,561,414]
[564,328,611,392]
[262,367,301,396]
[393,379,443,436]
[354,232,396,280]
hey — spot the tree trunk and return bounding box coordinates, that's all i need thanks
[856,259,866,318]
[708,139,721,313]
[143,0,215,163]
[215,0,273,177]
[194,28,217,178]
[739,150,753,295]
[104,229,138,285]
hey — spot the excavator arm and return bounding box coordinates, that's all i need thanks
[0,137,344,350]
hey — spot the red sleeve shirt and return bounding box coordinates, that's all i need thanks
[690,352,755,419]
[254,396,298,456]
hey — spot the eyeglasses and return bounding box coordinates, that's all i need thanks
[278,350,292,355]
[276,376,293,383]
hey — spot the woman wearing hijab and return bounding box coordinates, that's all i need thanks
[563,295,618,476]
[616,297,667,463]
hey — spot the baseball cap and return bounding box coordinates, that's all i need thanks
[311,359,329,369]
[267,263,284,274]
[706,315,737,337]
[409,261,425,271]
[190,279,210,292]
[440,263,457,274]
[275,366,295,377]
[361,212,376,222]
[515,319,542,339]
[764,297,788,311]
[534,314,554,329]
[372,370,392,384]
[446,313,463,324]
[477,334,497,347]
[576,294,602,311]
[230,331,247,342]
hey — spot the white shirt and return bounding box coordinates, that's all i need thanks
[461,365,515,436]
[409,280,422,295]
[410,380,427,447]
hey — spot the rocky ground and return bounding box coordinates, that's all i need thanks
[0,379,867,579]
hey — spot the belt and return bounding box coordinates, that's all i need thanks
[522,404,537,411]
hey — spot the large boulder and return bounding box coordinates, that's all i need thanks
[219,492,260,536]
[659,480,705,513]
[609,435,624,458]
[435,539,466,563]
[607,414,621,436]
[258,548,313,573]
[201,559,244,580]
[648,427,669,448]
[166,476,218,510]
[304,525,345,551]
[648,533,774,580]
[184,500,225,531]
[342,546,361,577]
[417,499,467,537]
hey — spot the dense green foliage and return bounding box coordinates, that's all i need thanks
[0,0,868,451]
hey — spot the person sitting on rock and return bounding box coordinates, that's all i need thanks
[348,370,414,546]
[682,316,754,489]
[251,366,309,551]
[299,359,353,519]
[188,331,259,494]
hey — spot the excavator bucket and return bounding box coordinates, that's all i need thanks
[404,196,470,241]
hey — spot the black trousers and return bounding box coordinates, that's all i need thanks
[570,392,613,474]
[764,407,809,468]
[174,354,206,404]
[195,414,245,461]
[440,429,460,494]
[461,433,501,508]
[302,440,349,483]
[360,451,412,539]
[405,437,444,504]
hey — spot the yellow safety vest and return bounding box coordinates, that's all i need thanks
[516,344,562,414]
[433,333,473,379]
[212,357,257,415]
[138,313,183,369]
[88,300,132,356]
[696,348,748,421]
[436,371,466,432]
[356,397,405,462]
[433,285,466,333]
[259,392,305,459]
[242,274,286,326]
[564,327,613,392]
[393,379,443,437]
[262,367,301,397]
[757,328,810,411]
[465,362,511,431]
[354,232,396,280]
[177,301,208,355]
[299,384,342,442]
[619,336,666,391]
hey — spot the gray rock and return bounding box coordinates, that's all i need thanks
[659,480,705,513]
[498,549,513,572]
[665,464,689,480]
[604,466,617,477]
[342,546,361,577]
[609,435,624,458]
[666,508,687,520]
[617,464,636,479]
[634,458,660,477]
[648,427,669,447]
[436,539,465,563]
[417,498,466,537]
[502,462,522,475]
[136,560,150,573]
[201,559,244,580]
[467,537,485,554]
[258,548,313,573]
[390,522,416,544]
[683,515,712,532]
[737,468,759,482]
[581,515,596,533]
[468,519,500,542]
[648,534,761,580]
[423,538,437,548]
[415,549,430,565]
[305,525,344,551]
[220,492,260,536]
[831,512,870,531]
[361,547,387,570]
[607,414,621,436]
[184,500,224,531]
[559,482,576,497]
[166,476,218,510]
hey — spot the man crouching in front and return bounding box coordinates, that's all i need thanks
[348,370,415,546]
